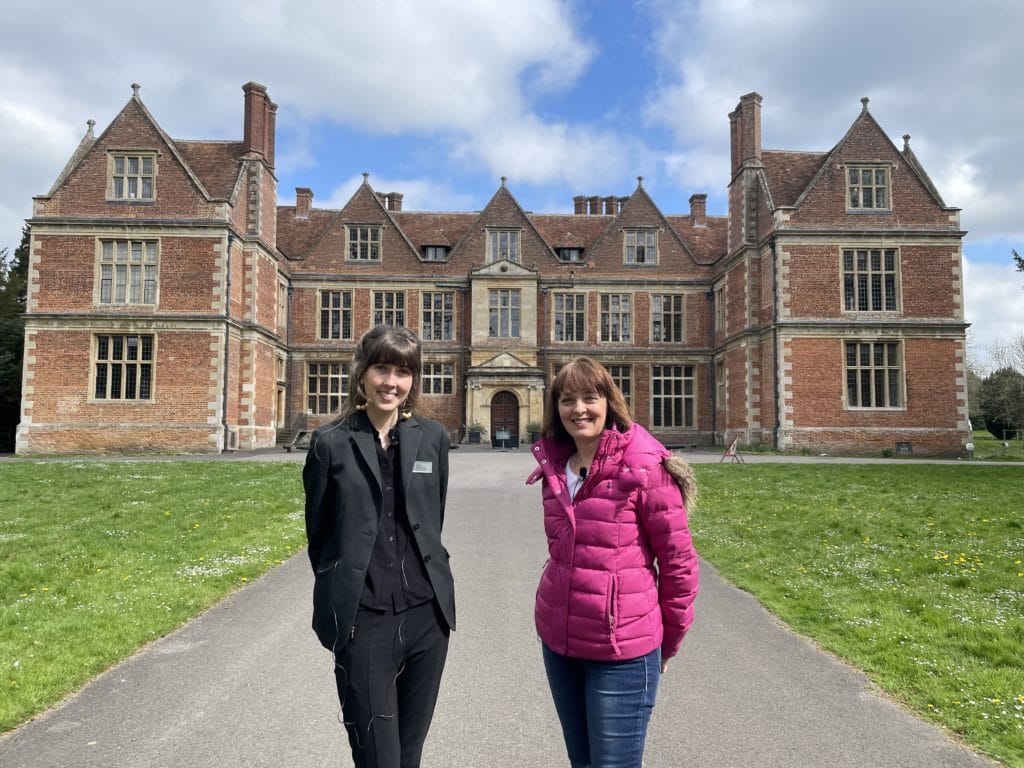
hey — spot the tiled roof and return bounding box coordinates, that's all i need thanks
[664,215,728,264]
[175,141,246,201]
[529,213,613,249]
[390,211,476,249]
[276,208,338,260]
[761,150,827,207]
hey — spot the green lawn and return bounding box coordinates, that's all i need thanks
[690,463,1024,768]
[0,461,306,732]
[970,429,1024,461]
[1,460,1022,766]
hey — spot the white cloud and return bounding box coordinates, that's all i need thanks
[963,257,1024,373]
[642,0,1024,245]
[314,174,478,213]
[454,114,647,189]
[0,0,616,251]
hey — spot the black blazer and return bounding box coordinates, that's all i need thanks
[303,414,455,651]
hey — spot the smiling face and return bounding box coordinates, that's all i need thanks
[541,356,632,445]
[558,388,608,447]
[362,362,413,422]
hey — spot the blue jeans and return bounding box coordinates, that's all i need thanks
[542,643,661,768]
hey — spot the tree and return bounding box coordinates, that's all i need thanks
[986,333,1024,375]
[1014,248,1023,273]
[0,226,29,452]
[964,329,987,429]
[978,366,1024,441]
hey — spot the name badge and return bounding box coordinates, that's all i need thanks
[413,461,433,474]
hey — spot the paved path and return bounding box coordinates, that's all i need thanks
[0,450,998,767]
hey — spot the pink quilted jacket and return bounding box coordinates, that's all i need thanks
[527,424,699,662]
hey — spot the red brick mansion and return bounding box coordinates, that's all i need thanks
[16,83,969,455]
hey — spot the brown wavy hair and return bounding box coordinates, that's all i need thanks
[541,356,632,443]
[336,324,422,422]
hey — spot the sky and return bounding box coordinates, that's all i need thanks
[1,0,1021,370]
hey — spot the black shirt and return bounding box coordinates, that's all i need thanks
[358,413,435,612]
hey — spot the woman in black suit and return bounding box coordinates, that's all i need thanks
[303,324,455,768]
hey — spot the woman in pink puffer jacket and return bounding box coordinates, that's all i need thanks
[527,357,699,768]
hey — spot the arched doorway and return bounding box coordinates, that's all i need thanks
[490,390,519,447]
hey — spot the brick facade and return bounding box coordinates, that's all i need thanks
[16,85,969,456]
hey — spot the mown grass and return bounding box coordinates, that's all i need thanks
[971,429,1024,462]
[2,460,1022,765]
[690,464,1024,767]
[0,461,305,733]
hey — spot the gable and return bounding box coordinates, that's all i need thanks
[447,183,556,269]
[476,352,534,370]
[585,184,700,269]
[34,94,225,220]
[471,256,537,277]
[289,181,427,273]
[784,106,954,228]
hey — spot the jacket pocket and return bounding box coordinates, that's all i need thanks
[315,556,342,575]
[607,573,621,654]
[312,557,342,649]
[602,573,618,630]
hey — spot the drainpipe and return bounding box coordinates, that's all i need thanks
[770,235,780,450]
[221,233,234,452]
[708,288,717,442]
[285,282,293,432]
[540,286,548,388]
[458,286,468,441]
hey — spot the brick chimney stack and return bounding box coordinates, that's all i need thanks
[573,196,586,215]
[266,99,277,168]
[689,193,707,226]
[243,82,276,167]
[374,192,404,211]
[296,187,313,219]
[729,91,762,173]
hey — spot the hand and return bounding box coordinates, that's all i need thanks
[660,658,669,674]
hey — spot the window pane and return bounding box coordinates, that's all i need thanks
[95,364,108,398]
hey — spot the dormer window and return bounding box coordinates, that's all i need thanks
[108,152,156,201]
[556,247,583,262]
[846,165,890,211]
[424,245,449,262]
[624,229,657,265]
[487,229,520,263]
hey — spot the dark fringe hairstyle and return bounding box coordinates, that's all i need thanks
[335,324,422,423]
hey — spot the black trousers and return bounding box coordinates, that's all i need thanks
[334,600,450,768]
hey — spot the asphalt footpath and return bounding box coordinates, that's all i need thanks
[0,449,999,767]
